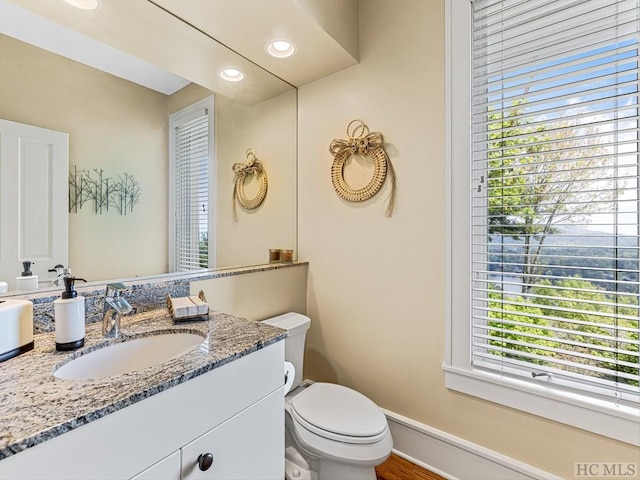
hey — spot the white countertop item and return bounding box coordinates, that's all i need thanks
[0,299,34,362]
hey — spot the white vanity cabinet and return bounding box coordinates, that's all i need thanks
[0,342,285,480]
[130,388,284,480]
[131,451,181,480]
[180,388,283,479]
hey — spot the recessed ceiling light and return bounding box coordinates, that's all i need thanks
[219,68,244,82]
[266,40,296,59]
[63,0,100,10]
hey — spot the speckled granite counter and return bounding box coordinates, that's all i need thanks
[6,261,307,334]
[0,309,286,460]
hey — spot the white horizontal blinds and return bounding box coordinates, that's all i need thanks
[471,0,640,402]
[174,109,209,272]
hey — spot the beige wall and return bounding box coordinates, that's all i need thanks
[167,83,212,114]
[0,34,168,282]
[297,0,637,478]
[169,85,298,269]
[191,264,307,322]
[215,90,298,268]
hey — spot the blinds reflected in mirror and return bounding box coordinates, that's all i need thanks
[170,97,214,272]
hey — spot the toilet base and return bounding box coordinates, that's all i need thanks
[317,459,376,480]
[285,445,376,480]
[285,446,316,480]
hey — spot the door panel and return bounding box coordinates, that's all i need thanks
[0,119,68,290]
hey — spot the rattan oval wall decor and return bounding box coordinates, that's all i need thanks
[329,120,396,217]
[232,148,268,221]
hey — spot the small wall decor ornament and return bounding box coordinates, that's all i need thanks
[232,148,268,221]
[329,119,396,217]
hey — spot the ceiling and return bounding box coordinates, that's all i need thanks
[150,0,360,87]
[2,0,360,94]
[0,0,190,95]
[1,0,314,104]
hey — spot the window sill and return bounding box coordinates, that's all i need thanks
[443,364,640,446]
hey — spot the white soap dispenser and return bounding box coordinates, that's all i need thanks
[54,276,86,351]
[15,261,39,291]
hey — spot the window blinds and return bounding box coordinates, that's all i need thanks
[173,110,209,272]
[471,0,639,403]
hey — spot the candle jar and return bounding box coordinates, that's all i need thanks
[269,249,282,263]
[281,249,294,262]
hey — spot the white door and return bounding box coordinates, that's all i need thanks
[0,119,68,291]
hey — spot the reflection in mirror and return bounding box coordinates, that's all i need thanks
[0,0,297,295]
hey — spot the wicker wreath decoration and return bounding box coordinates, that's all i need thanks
[329,120,396,217]
[232,148,268,221]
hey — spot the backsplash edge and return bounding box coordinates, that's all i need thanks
[1,263,307,334]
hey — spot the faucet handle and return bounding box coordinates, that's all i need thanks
[105,282,127,298]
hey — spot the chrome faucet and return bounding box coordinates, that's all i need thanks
[49,265,73,287]
[102,283,134,337]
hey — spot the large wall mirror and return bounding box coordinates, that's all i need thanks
[0,0,297,295]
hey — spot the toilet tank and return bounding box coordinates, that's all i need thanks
[262,312,310,389]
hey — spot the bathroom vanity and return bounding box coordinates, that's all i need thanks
[0,310,286,479]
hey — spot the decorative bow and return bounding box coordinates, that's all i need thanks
[329,130,384,158]
[232,149,263,180]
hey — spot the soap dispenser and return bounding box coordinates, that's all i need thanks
[16,261,39,291]
[54,276,86,351]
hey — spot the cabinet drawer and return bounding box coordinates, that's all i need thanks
[130,451,180,480]
[181,388,284,480]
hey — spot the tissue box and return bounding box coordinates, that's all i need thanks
[0,299,34,362]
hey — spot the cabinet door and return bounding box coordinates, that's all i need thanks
[0,119,68,290]
[181,387,284,480]
[130,451,180,480]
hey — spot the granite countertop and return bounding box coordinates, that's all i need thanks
[0,309,286,460]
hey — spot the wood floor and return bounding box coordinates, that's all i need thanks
[375,454,446,480]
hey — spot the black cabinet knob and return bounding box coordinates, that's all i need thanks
[197,453,214,471]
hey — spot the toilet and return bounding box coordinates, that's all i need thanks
[262,312,393,480]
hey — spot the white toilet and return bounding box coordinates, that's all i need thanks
[262,312,393,480]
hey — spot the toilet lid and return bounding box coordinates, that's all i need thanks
[290,383,388,442]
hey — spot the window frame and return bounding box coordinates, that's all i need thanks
[444,0,639,446]
[168,96,216,272]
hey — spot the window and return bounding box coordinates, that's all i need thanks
[169,97,215,272]
[445,0,639,445]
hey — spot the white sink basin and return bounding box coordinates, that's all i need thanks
[54,332,205,380]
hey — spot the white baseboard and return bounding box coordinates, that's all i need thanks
[383,409,563,480]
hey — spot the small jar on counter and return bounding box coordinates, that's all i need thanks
[269,249,282,263]
[281,249,294,263]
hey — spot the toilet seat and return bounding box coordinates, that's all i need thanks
[289,383,388,444]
